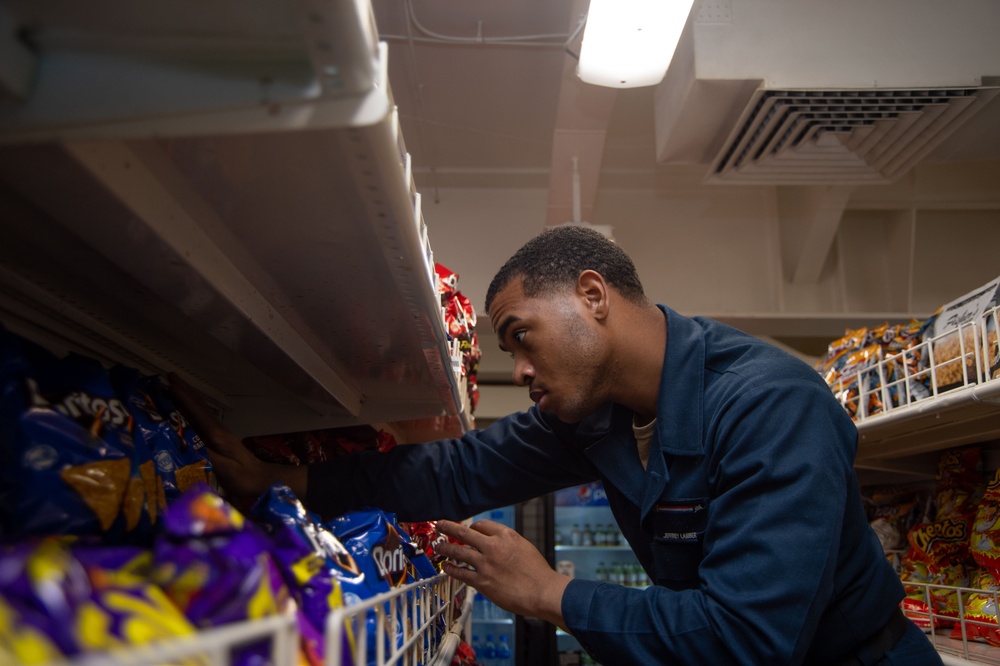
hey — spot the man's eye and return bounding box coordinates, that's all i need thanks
[513,331,526,344]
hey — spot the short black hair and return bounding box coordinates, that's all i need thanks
[485,225,647,315]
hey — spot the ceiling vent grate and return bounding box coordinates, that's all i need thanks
[708,87,999,185]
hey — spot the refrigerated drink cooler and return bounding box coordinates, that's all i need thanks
[471,506,519,666]
[549,482,645,665]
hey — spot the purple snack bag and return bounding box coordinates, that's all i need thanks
[69,544,197,655]
[151,484,289,666]
[250,484,362,665]
[0,539,92,658]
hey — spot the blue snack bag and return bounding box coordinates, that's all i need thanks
[328,509,445,663]
[0,328,135,539]
[329,509,438,583]
[111,368,213,502]
[250,484,362,665]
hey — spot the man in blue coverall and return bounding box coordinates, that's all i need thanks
[172,225,942,665]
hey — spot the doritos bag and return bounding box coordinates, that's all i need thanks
[0,328,136,539]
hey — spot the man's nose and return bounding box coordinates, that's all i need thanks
[512,358,534,387]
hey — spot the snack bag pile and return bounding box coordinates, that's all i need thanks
[0,327,214,544]
[436,263,481,414]
[815,320,928,420]
[900,447,983,628]
[817,275,1000,421]
[952,464,1000,645]
[0,325,452,665]
[0,538,203,665]
[245,425,397,467]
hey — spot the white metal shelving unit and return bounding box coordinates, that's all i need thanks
[42,575,472,666]
[0,1,472,664]
[839,306,1000,664]
[843,305,1000,467]
[0,0,471,441]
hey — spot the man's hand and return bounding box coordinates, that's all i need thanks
[435,519,570,631]
[166,373,306,500]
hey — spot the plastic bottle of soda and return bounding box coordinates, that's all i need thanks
[582,523,594,546]
[496,634,512,666]
[484,634,497,664]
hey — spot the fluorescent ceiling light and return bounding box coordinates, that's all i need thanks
[577,0,696,89]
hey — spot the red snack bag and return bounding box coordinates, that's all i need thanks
[908,448,983,565]
[950,568,1000,645]
[971,465,1000,577]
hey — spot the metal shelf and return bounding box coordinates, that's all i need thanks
[326,573,470,666]
[903,581,1000,666]
[0,0,470,441]
[832,305,1000,467]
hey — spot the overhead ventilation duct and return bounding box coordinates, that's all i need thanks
[709,86,998,184]
[654,0,1000,185]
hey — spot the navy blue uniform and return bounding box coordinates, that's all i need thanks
[308,306,941,665]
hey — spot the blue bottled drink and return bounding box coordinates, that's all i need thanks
[484,634,497,664]
[496,634,512,666]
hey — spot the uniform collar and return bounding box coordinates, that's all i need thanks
[560,306,707,511]
[654,305,706,457]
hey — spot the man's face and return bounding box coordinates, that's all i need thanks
[488,278,610,423]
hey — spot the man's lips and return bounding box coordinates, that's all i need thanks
[529,390,544,404]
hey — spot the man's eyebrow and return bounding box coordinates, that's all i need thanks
[495,315,521,350]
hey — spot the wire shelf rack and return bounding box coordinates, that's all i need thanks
[830,305,999,425]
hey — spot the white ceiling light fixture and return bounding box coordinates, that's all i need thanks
[577,0,696,89]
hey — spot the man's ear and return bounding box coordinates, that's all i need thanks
[577,270,609,321]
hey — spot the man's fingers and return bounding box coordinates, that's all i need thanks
[436,519,487,550]
[441,560,478,586]
[468,519,506,536]
[436,539,484,570]
[437,518,507,548]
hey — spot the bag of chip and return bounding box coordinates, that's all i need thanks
[925,277,1000,393]
[151,484,289,666]
[70,544,198,656]
[399,520,448,570]
[328,509,445,664]
[971,465,1000,578]
[0,538,93,659]
[116,370,213,501]
[908,447,984,565]
[328,509,438,587]
[950,568,1000,646]
[0,329,136,539]
[250,484,361,666]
